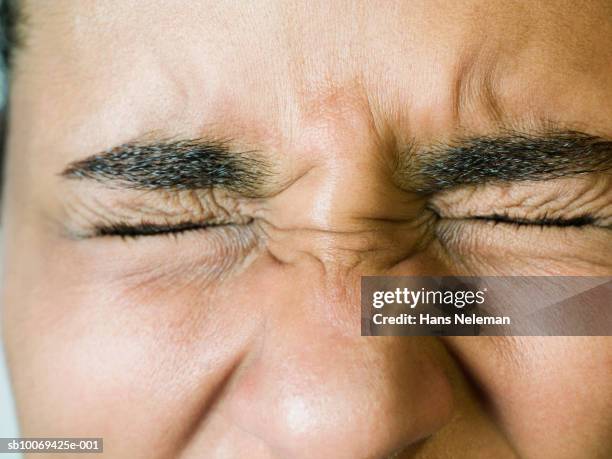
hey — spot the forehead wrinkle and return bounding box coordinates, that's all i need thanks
[451,32,527,132]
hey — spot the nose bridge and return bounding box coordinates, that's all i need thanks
[294,80,404,220]
[265,86,430,270]
[225,266,455,458]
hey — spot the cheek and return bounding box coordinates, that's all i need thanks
[448,336,612,455]
[2,248,271,453]
[433,221,612,275]
[510,338,612,453]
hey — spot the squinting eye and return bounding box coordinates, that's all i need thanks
[472,214,595,228]
[92,220,239,238]
[426,203,600,229]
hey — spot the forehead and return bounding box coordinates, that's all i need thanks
[9,0,612,162]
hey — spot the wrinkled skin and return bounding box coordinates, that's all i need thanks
[2,1,612,458]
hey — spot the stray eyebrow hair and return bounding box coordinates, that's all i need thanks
[403,130,612,193]
[61,138,271,196]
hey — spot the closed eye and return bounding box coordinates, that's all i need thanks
[426,202,600,229]
[472,214,595,228]
[91,219,251,238]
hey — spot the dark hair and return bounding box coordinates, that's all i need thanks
[0,0,21,195]
[1,0,20,68]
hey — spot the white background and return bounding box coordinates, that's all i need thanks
[1,232,23,459]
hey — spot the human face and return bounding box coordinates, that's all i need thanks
[2,1,611,458]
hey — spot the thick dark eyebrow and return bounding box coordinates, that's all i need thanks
[61,138,272,196]
[402,130,612,193]
[63,130,612,197]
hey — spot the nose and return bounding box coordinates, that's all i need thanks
[225,88,455,457]
[226,270,455,459]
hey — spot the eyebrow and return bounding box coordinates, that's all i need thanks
[61,138,272,196]
[402,129,612,193]
[62,129,612,196]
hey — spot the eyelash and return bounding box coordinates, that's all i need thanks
[93,220,238,238]
[92,211,596,238]
[424,202,598,230]
[472,214,595,228]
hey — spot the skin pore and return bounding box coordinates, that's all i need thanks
[1,0,611,458]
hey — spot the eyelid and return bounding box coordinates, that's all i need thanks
[426,204,600,229]
[471,214,595,228]
[89,217,255,239]
[61,186,259,239]
[93,221,225,238]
